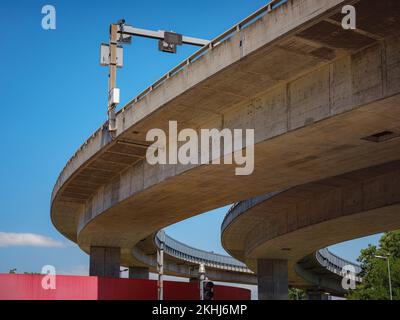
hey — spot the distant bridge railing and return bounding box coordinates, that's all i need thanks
[316,248,362,281]
[154,230,252,273]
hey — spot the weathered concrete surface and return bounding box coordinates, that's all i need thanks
[129,266,149,280]
[257,259,289,300]
[221,161,400,288]
[50,0,400,279]
[89,246,120,278]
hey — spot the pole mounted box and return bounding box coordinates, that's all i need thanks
[158,31,183,54]
[164,32,183,45]
[108,88,120,106]
[101,20,208,133]
[100,43,124,67]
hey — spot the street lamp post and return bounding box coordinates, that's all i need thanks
[374,255,393,300]
[100,20,209,134]
[157,238,165,301]
[198,263,205,300]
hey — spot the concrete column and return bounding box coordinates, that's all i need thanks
[257,259,288,300]
[89,246,121,278]
[129,266,149,279]
[307,290,330,300]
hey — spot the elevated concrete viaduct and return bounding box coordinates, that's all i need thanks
[51,0,400,298]
[222,161,400,299]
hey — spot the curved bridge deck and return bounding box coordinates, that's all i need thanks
[222,161,400,295]
[50,0,400,297]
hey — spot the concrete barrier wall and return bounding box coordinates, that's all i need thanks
[0,274,250,300]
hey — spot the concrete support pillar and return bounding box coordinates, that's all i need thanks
[257,259,288,300]
[307,290,330,300]
[89,246,121,278]
[129,266,149,280]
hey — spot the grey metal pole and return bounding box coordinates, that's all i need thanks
[375,255,393,300]
[387,258,393,301]
[107,24,118,134]
[157,241,164,300]
[101,21,209,134]
[199,263,205,300]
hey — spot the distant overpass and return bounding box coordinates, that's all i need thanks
[51,0,400,299]
[131,230,256,284]
[222,161,400,298]
[130,229,360,291]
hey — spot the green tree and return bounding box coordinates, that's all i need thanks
[289,287,306,300]
[8,268,40,275]
[347,230,400,300]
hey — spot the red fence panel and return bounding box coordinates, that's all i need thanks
[164,281,199,300]
[0,274,98,300]
[0,274,251,300]
[214,285,251,300]
[98,278,157,300]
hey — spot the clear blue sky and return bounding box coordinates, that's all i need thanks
[0,0,380,275]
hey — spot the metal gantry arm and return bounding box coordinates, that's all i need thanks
[120,26,209,47]
[101,20,209,134]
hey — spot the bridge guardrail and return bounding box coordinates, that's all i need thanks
[316,248,362,281]
[154,230,252,273]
